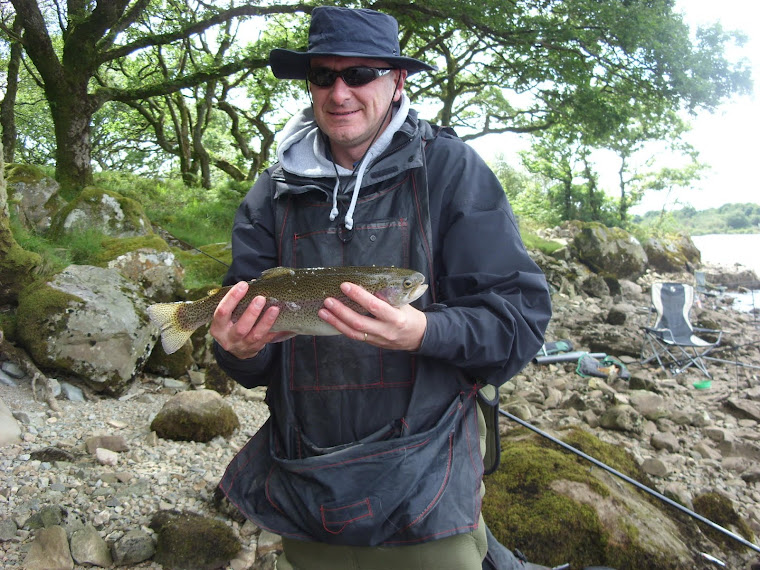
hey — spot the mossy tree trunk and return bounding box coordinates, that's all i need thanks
[0,142,42,304]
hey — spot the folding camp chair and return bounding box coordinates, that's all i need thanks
[640,282,723,377]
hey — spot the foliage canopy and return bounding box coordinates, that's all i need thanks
[0,0,753,223]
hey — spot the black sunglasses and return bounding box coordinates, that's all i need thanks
[307,66,395,88]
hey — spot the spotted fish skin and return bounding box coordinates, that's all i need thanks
[146,266,428,354]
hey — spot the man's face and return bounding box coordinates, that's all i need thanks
[309,56,407,165]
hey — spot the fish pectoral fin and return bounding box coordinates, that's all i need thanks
[260,267,296,279]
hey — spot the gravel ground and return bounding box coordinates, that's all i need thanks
[0,374,270,569]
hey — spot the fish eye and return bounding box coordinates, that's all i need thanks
[403,279,413,289]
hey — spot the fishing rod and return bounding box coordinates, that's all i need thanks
[155,225,231,268]
[498,408,760,556]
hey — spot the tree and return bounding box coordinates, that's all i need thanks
[4,0,299,191]
[1,0,752,193]
[0,16,23,163]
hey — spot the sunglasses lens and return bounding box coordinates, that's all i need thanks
[341,67,379,86]
[308,67,392,88]
[308,68,338,87]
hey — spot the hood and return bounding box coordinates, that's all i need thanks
[276,94,411,230]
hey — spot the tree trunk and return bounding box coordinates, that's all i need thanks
[1,18,23,164]
[618,157,629,224]
[50,88,97,193]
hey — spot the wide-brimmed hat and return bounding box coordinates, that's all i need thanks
[270,6,436,79]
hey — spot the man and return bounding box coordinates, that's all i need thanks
[211,6,552,569]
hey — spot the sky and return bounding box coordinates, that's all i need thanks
[468,0,760,214]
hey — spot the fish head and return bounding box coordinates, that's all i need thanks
[374,270,428,307]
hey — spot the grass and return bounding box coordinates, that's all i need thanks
[8,171,242,289]
[93,171,245,247]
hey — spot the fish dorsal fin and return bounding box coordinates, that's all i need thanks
[260,267,296,279]
[206,287,221,296]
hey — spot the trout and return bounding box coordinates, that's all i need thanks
[146,266,428,354]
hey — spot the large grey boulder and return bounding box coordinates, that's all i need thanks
[572,222,648,280]
[16,265,156,395]
[641,234,701,273]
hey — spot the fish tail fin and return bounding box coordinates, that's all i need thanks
[146,303,196,355]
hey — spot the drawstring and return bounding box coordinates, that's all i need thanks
[328,178,341,222]
[344,157,368,230]
[328,161,365,231]
[325,77,404,231]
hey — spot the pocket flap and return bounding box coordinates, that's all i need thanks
[321,498,374,534]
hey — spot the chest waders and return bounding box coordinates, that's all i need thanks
[219,126,485,547]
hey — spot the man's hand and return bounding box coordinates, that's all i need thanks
[318,282,427,351]
[209,282,281,359]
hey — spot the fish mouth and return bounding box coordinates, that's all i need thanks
[410,283,428,302]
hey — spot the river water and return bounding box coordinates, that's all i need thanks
[691,234,760,313]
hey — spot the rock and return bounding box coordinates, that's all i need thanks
[16,265,157,396]
[29,446,76,463]
[150,510,241,570]
[111,529,156,566]
[107,247,185,302]
[59,382,85,402]
[25,505,65,529]
[599,404,644,433]
[23,525,74,570]
[150,389,240,442]
[725,398,760,422]
[579,274,610,298]
[2,361,27,379]
[629,390,668,421]
[641,235,699,273]
[85,435,129,454]
[5,167,66,233]
[0,397,22,445]
[741,468,760,484]
[571,222,648,280]
[0,518,18,541]
[95,448,119,466]
[256,530,282,558]
[606,303,633,325]
[651,432,680,452]
[205,362,237,395]
[70,524,112,567]
[641,457,669,478]
[50,186,152,239]
[0,369,18,387]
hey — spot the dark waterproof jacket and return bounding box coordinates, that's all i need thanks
[215,109,552,547]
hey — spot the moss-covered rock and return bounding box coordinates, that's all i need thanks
[692,491,755,552]
[483,428,693,569]
[571,222,648,280]
[150,389,239,442]
[15,265,156,395]
[150,510,240,570]
[0,147,43,304]
[50,186,152,239]
[204,362,236,395]
[145,341,195,378]
[641,234,700,273]
[93,234,171,266]
[5,165,67,234]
